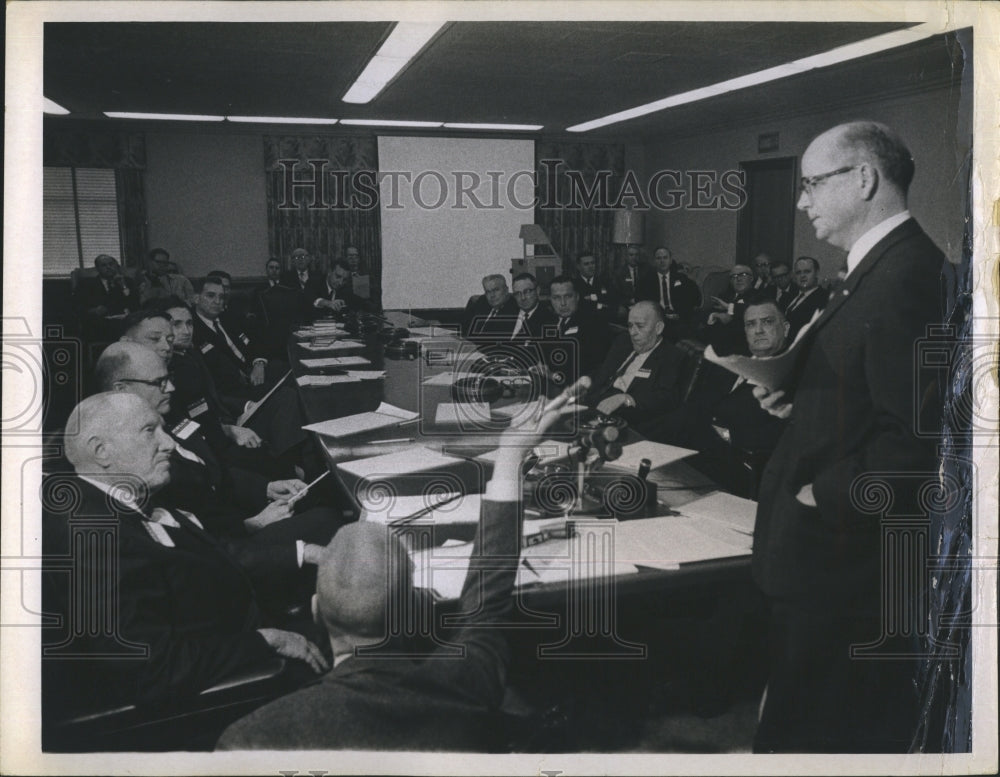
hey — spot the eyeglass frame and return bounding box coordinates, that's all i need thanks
[729,271,753,279]
[117,374,173,391]
[799,165,858,197]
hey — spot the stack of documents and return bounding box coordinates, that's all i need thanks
[293,322,348,338]
[300,355,372,369]
[406,325,461,338]
[299,339,365,352]
[303,402,418,438]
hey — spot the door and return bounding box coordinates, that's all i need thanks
[736,157,797,268]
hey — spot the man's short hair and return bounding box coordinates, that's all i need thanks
[631,299,665,324]
[836,120,915,193]
[93,344,136,392]
[195,276,225,294]
[654,246,671,257]
[148,248,170,262]
[512,272,537,286]
[121,309,171,337]
[794,256,820,272]
[482,273,506,287]
[743,290,785,311]
[94,254,117,266]
[771,261,791,273]
[328,260,350,275]
[206,270,232,283]
[549,274,579,293]
[575,252,595,263]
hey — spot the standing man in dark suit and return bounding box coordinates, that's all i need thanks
[76,254,139,343]
[217,398,572,751]
[638,246,702,340]
[585,300,685,436]
[751,121,945,752]
[783,255,830,339]
[462,273,519,338]
[574,252,617,320]
[769,261,795,312]
[43,392,329,717]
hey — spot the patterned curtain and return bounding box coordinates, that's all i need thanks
[534,141,625,277]
[44,129,148,270]
[263,135,382,307]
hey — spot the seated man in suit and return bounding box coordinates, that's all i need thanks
[784,255,830,339]
[751,252,774,293]
[638,246,702,340]
[310,260,373,317]
[217,397,571,751]
[76,253,139,343]
[138,247,195,305]
[280,248,319,320]
[584,300,686,437]
[508,272,557,345]
[462,273,519,338]
[611,244,653,318]
[769,261,795,312]
[344,245,372,300]
[705,263,754,355]
[574,252,617,320]
[675,295,791,496]
[119,309,175,363]
[191,277,307,460]
[544,274,612,383]
[42,392,329,717]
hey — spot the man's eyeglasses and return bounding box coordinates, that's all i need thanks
[799,165,857,196]
[118,375,173,391]
[730,272,752,279]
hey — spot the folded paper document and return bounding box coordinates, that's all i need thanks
[610,513,752,570]
[300,355,372,368]
[303,402,418,438]
[337,445,462,480]
[676,491,757,536]
[434,401,492,425]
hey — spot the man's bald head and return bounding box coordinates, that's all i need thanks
[313,522,414,639]
[95,341,174,415]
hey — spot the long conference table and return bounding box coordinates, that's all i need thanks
[286,319,764,739]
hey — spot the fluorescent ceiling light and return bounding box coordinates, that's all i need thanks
[443,123,543,131]
[340,119,443,128]
[227,116,339,124]
[568,23,941,132]
[104,111,225,122]
[44,97,70,115]
[343,22,446,104]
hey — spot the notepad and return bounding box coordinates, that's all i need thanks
[297,374,362,386]
[337,445,462,479]
[604,440,698,473]
[677,491,758,536]
[421,370,478,386]
[300,355,372,368]
[303,402,418,438]
[434,401,492,425]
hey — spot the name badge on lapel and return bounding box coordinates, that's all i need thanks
[239,333,250,346]
[171,418,201,440]
[635,368,652,379]
[187,398,209,418]
[142,520,175,548]
[586,294,598,302]
[564,326,579,335]
[200,342,214,354]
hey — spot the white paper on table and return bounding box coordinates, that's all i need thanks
[303,402,418,438]
[299,339,365,351]
[604,440,698,474]
[476,438,569,464]
[297,374,362,387]
[300,355,372,368]
[360,492,480,525]
[406,325,461,338]
[347,370,385,380]
[434,401,492,425]
[677,491,758,536]
[421,370,478,386]
[337,445,462,479]
[609,514,751,570]
[236,370,291,425]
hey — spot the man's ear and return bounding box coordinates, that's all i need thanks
[858,162,879,200]
[90,435,112,468]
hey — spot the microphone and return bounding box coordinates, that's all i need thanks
[577,423,622,462]
[541,375,592,415]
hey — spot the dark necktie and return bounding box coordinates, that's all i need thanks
[215,320,245,363]
[787,292,806,312]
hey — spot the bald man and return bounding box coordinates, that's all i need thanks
[218,398,571,750]
[584,300,686,436]
[42,392,328,721]
[752,121,945,752]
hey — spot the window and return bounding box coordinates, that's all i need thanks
[43,167,123,275]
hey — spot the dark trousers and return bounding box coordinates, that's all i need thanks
[753,598,920,753]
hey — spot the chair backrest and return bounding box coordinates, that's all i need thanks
[700,270,731,309]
